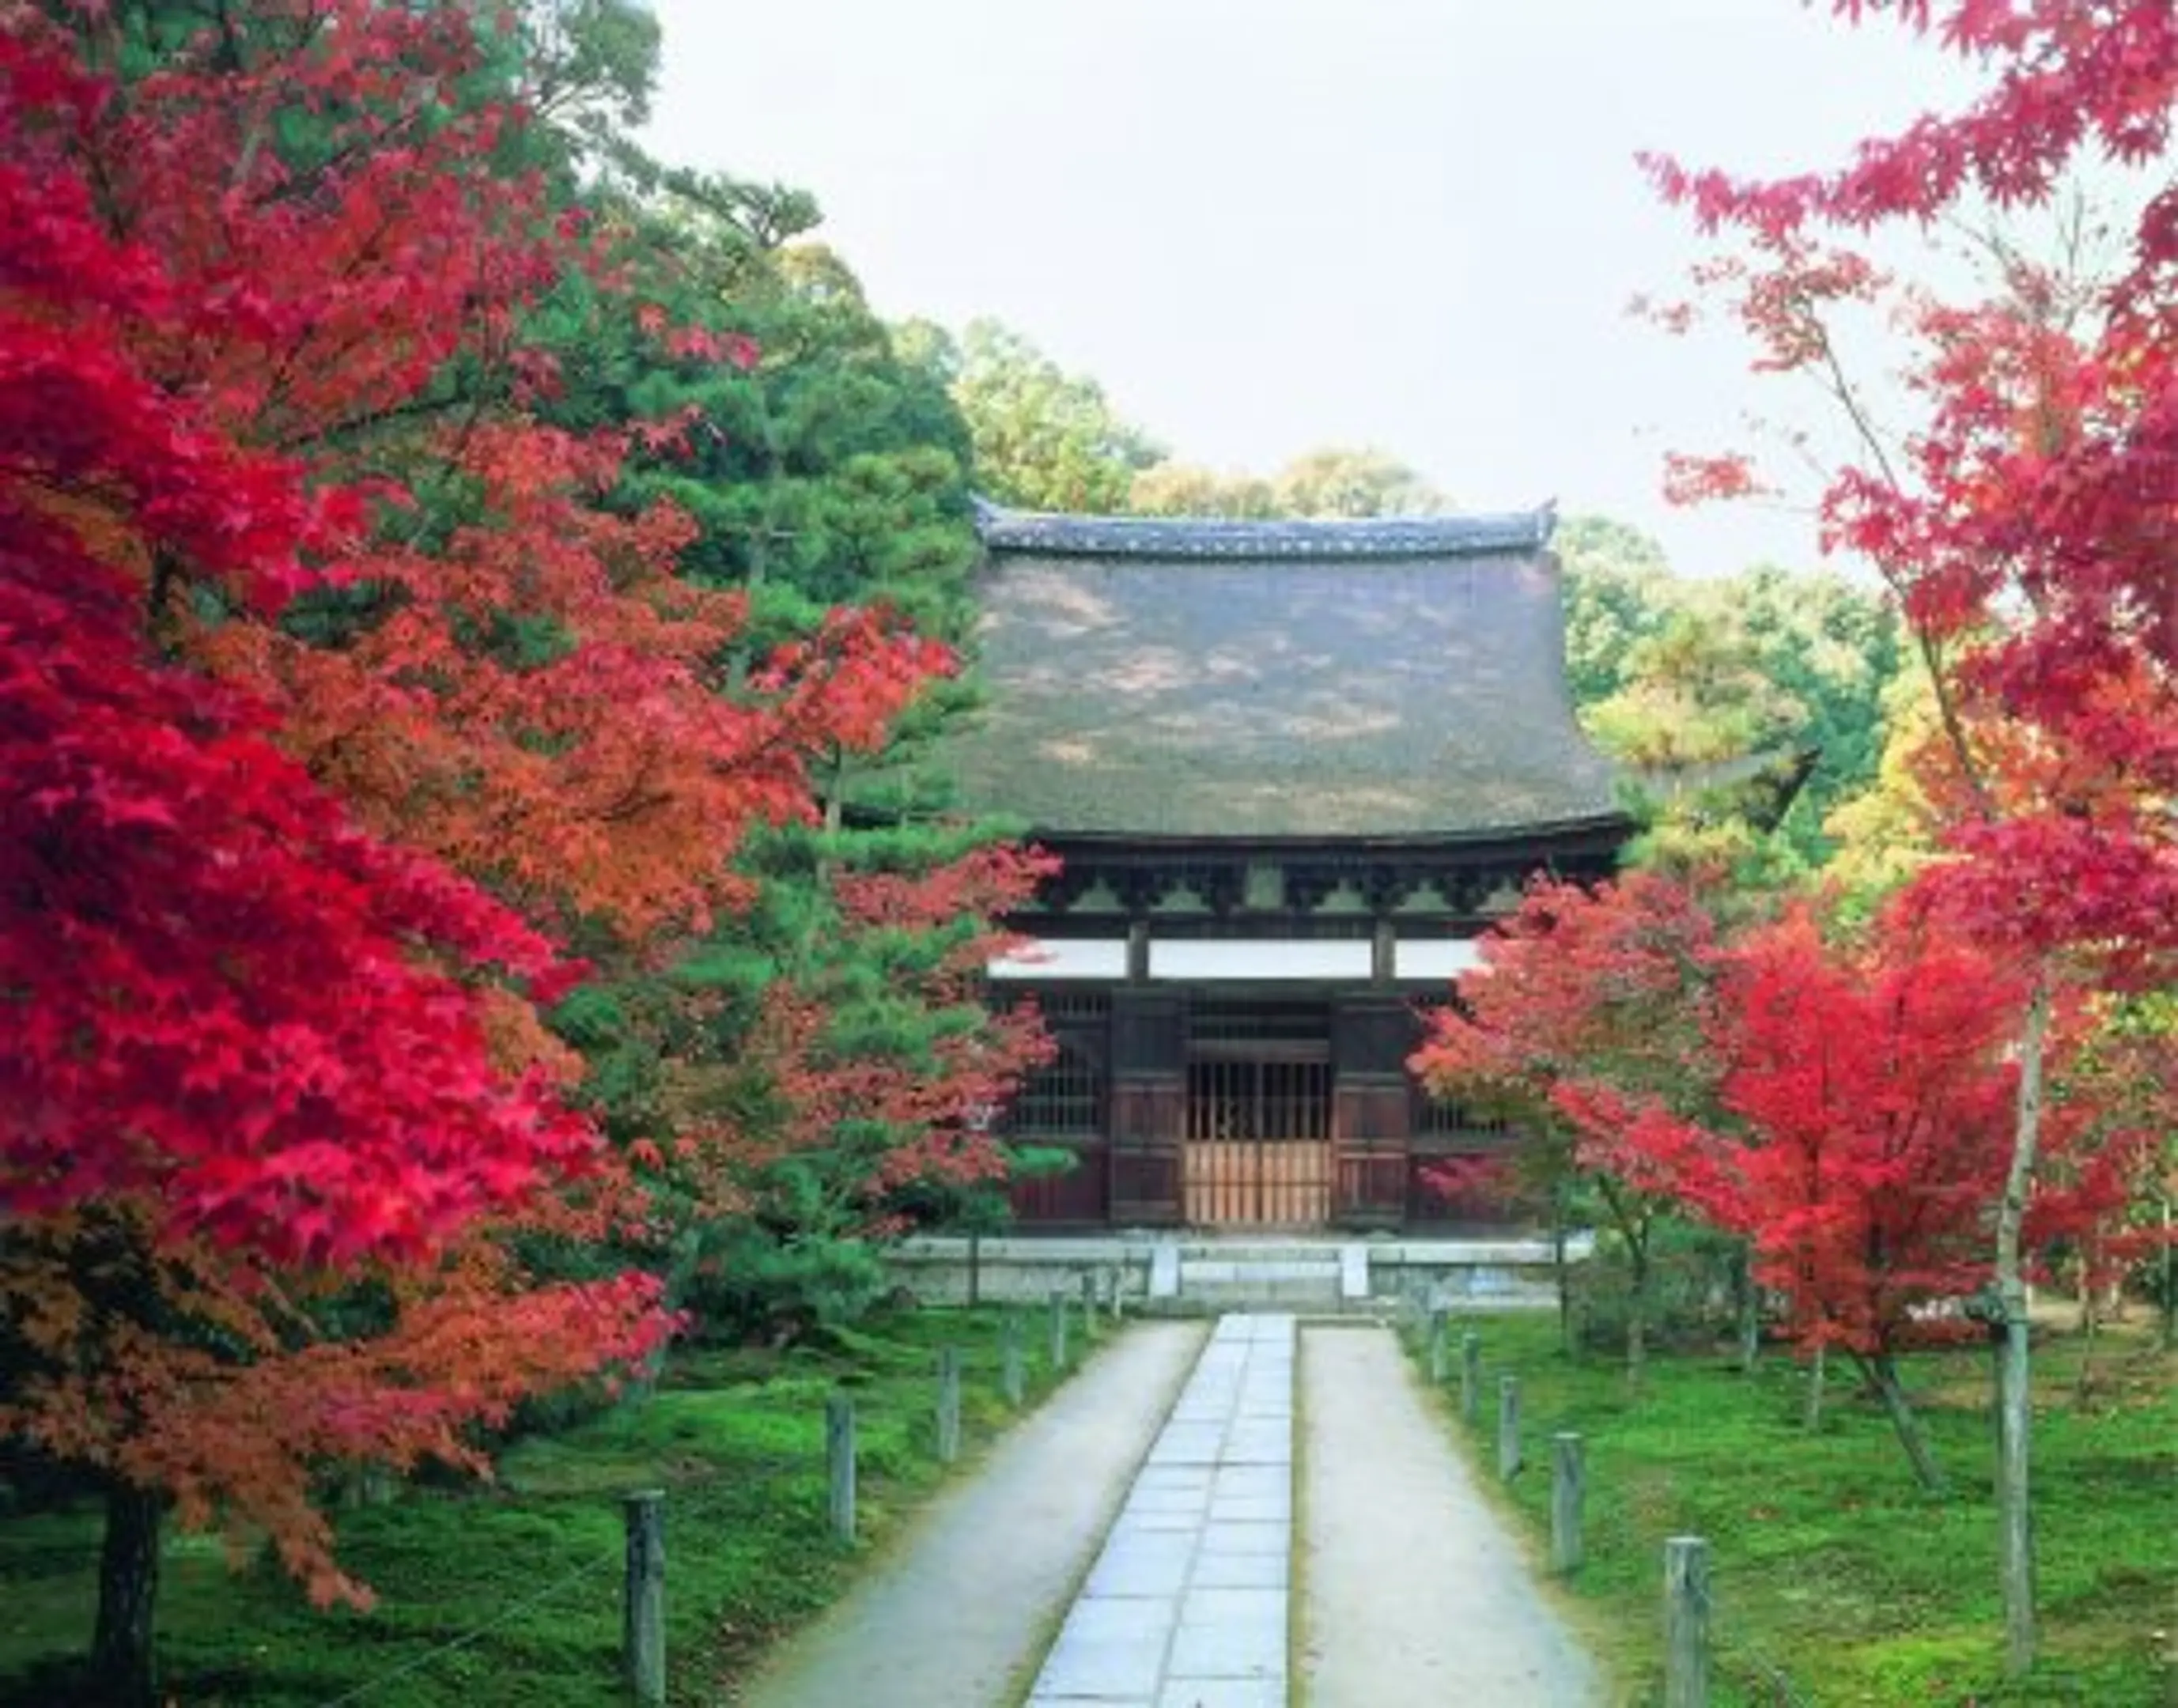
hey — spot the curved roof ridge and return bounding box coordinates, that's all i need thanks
[971,496,1557,561]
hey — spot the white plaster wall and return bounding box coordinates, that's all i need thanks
[1148,939,1373,981]
[1393,939,1484,981]
[988,938,1130,981]
[989,935,1484,983]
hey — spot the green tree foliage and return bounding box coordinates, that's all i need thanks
[1131,446,1449,518]
[1555,515,1904,872]
[1128,460,1281,518]
[1261,445,1447,517]
[925,318,1163,513]
[1553,513,1677,705]
[507,155,1057,1337]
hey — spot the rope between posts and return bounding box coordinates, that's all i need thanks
[1690,1572,1815,1708]
[318,1328,1034,1707]
[316,1546,618,1707]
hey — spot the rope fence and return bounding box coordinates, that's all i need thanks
[317,1551,618,1707]
[1405,1308,1817,1708]
[309,1290,1102,1706]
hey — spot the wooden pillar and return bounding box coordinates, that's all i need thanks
[935,1347,962,1464]
[1108,988,1185,1225]
[1664,1536,1711,1707]
[1331,994,1414,1229]
[826,1397,856,1544]
[622,1491,665,1705]
[1001,1310,1026,1407]
[1551,1433,1585,1574]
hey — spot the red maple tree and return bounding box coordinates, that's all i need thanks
[1,25,683,1702]
[1645,2,2176,1668]
[1,8,972,1696]
[1410,871,1722,1381]
[1612,906,2025,1491]
[21,0,945,947]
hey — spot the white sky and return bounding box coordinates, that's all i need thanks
[641,1,1987,578]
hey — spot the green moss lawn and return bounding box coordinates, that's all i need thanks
[0,1304,1087,1706]
[1404,1309,2176,1706]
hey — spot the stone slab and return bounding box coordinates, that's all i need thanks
[1026,1313,1296,1706]
[737,1323,1207,1708]
[1155,1683,1284,1708]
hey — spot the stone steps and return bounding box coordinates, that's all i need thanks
[1144,1243,1371,1313]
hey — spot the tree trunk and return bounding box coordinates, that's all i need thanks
[2161,1194,2174,1355]
[1803,1343,1826,1432]
[1551,1189,1571,1357]
[1995,979,2050,1677]
[967,1229,981,1308]
[2074,1276,2100,1410]
[91,1482,162,1707]
[1861,1351,1948,1495]
[1736,1246,1760,1374]
[1625,1275,1648,1396]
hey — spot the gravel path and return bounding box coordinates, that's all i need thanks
[1298,1325,1605,1706]
[732,1320,1207,1708]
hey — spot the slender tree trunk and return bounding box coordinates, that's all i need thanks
[1551,1188,1571,1356]
[2161,1195,2175,1355]
[967,1228,981,1308]
[2074,1273,2100,1411]
[1995,979,2050,1678]
[1803,1343,1826,1432]
[1858,1351,1948,1495]
[1736,1245,1760,1374]
[1626,1239,1649,1396]
[91,1482,162,1707]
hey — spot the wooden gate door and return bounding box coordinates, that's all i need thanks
[1182,1052,1333,1226]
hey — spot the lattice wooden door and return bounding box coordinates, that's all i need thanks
[1182,1054,1333,1226]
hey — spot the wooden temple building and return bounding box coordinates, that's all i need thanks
[954,500,1635,1232]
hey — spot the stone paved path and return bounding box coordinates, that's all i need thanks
[732,1321,1205,1708]
[1027,1314,1294,1708]
[739,1315,1604,1707]
[1299,1325,1605,1704]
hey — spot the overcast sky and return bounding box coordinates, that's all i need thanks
[640,2,1986,578]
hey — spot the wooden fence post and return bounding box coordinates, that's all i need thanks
[1106,1264,1124,1322]
[1080,1272,1098,1339]
[1664,1535,1710,1708]
[826,1395,856,1545]
[1497,1374,1522,1480]
[1427,1306,1447,1383]
[1049,1286,1068,1372]
[622,1490,665,1706]
[1001,1310,1026,1408]
[936,1347,962,1464]
[1550,1432,1585,1574]
[1461,1332,1480,1424]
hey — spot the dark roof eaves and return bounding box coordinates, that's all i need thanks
[1018,811,1638,854]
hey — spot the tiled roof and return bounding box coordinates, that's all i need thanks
[970,497,1556,561]
[951,502,1632,841]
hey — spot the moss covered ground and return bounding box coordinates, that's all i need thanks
[1402,1309,2176,1706]
[0,1303,1087,1706]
